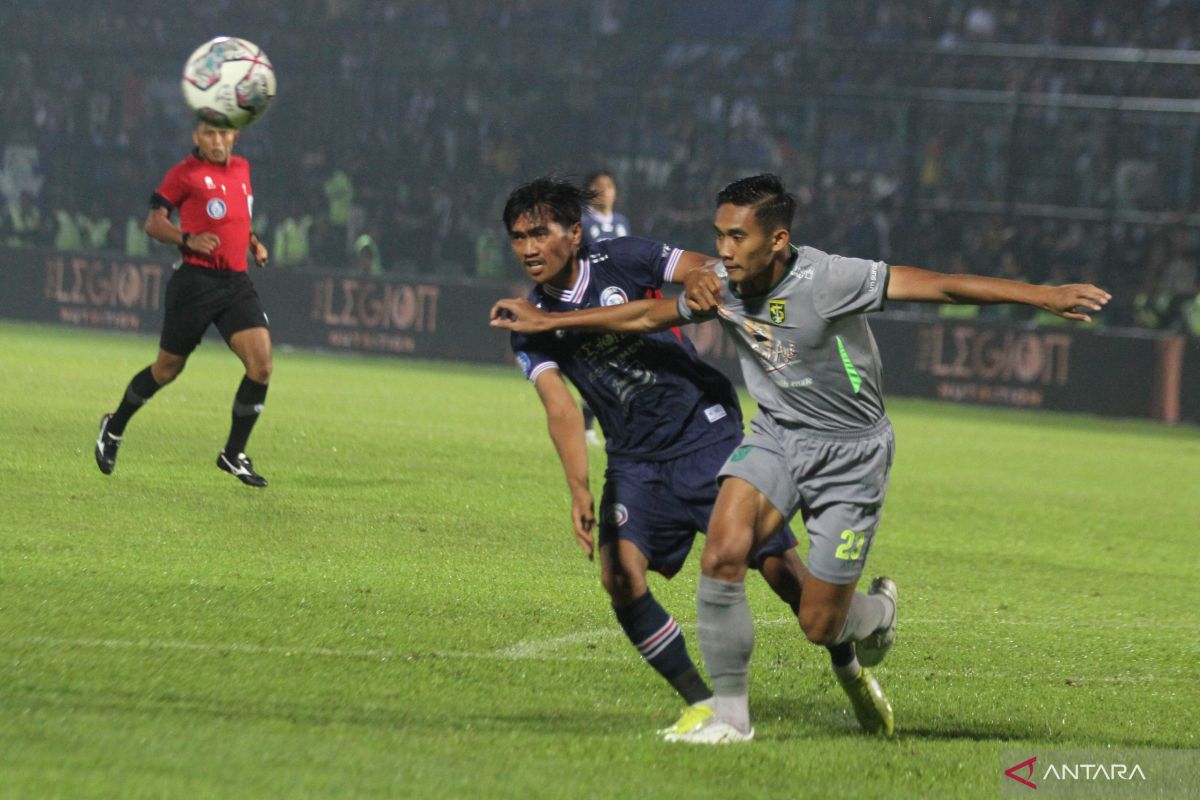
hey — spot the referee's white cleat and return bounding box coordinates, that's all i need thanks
[217,451,268,488]
[662,717,754,744]
[857,576,897,667]
[94,413,121,475]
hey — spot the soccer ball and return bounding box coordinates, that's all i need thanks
[181,37,276,129]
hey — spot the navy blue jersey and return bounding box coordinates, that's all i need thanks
[582,209,632,245]
[512,236,743,461]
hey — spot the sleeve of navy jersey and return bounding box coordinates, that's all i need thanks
[509,287,560,386]
[595,236,686,288]
[510,248,743,461]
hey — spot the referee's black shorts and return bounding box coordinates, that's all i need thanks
[160,263,269,357]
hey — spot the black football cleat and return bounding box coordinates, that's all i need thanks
[95,413,121,475]
[216,451,268,488]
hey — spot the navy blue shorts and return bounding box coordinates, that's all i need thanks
[598,435,798,577]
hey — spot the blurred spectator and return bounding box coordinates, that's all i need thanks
[2,0,1199,333]
[4,191,49,247]
[354,233,383,276]
[124,214,149,257]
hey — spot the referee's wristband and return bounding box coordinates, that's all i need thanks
[180,232,191,247]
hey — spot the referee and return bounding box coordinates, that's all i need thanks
[95,120,272,487]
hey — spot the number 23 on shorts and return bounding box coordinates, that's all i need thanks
[835,529,866,560]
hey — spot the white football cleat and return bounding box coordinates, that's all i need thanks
[662,717,754,744]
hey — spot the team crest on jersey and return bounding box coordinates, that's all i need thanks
[604,503,629,527]
[600,286,628,306]
[768,300,786,324]
[206,198,227,219]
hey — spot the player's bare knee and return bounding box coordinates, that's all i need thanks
[152,359,184,384]
[600,568,641,606]
[700,554,747,584]
[249,359,272,384]
[700,537,746,579]
[798,608,842,646]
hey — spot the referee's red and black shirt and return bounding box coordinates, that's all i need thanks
[152,150,254,272]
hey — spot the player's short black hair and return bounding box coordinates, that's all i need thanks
[502,177,598,232]
[715,174,796,233]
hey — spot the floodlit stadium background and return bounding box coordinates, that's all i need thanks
[0,4,1197,798]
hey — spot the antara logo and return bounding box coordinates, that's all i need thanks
[1003,755,1148,790]
[1004,756,1038,790]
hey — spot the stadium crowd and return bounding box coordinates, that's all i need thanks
[1,0,1199,333]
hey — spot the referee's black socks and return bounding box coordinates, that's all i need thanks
[108,366,163,437]
[224,376,268,457]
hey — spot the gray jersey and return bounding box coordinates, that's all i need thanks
[680,245,889,431]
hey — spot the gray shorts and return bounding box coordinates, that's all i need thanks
[719,414,895,585]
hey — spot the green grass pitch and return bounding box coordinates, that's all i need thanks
[0,320,1196,799]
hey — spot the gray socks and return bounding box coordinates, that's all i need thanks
[697,575,754,731]
[832,590,893,646]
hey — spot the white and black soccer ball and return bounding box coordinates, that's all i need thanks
[181,37,276,130]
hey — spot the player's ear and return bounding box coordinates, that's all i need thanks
[771,227,790,254]
[569,222,582,247]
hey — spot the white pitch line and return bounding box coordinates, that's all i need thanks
[2,635,1181,684]
[494,628,622,658]
[6,635,627,664]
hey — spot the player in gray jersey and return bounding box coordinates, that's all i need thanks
[491,174,1110,744]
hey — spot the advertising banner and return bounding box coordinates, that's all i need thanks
[0,248,511,365]
[1,247,1194,422]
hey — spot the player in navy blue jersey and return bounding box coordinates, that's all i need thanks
[500,177,805,735]
[581,170,631,246]
[578,170,632,446]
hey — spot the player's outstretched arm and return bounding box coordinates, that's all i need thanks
[887,266,1112,322]
[490,296,687,335]
[533,370,596,560]
[667,252,723,285]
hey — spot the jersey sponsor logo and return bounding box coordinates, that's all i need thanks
[600,286,628,306]
[729,445,752,462]
[604,502,629,527]
[206,198,227,219]
[768,299,786,324]
[703,404,727,423]
[204,176,216,190]
[516,351,532,378]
